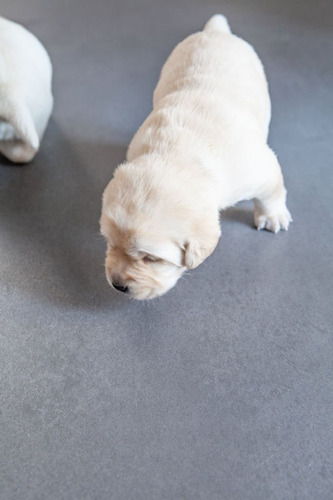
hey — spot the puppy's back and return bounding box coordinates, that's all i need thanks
[152,15,270,137]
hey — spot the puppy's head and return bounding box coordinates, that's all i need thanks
[100,161,220,299]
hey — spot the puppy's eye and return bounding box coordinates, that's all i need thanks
[142,255,159,263]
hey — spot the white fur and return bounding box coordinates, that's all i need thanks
[204,14,231,33]
[0,16,53,163]
[101,15,292,299]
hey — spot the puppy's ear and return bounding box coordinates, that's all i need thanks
[184,223,221,269]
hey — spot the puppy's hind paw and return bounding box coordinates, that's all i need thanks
[254,208,292,233]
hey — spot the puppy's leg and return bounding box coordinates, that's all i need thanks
[253,147,292,233]
[0,140,37,163]
[0,121,18,141]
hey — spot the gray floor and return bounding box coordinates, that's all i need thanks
[1,1,333,499]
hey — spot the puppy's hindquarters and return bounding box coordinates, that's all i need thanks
[0,17,53,163]
[203,18,284,226]
[0,121,17,141]
[0,90,39,163]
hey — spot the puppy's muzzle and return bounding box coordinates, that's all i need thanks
[106,269,129,294]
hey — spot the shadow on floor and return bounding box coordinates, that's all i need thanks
[221,204,255,229]
[0,120,128,310]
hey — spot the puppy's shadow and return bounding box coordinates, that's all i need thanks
[0,120,127,310]
[221,203,254,229]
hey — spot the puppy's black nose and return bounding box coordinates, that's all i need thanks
[112,283,129,293]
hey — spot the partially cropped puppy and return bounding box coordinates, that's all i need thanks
[101,15,292,300]
[0,16,53,163]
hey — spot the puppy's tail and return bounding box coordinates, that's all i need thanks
[204,14,231,34]
[0,91,39,150]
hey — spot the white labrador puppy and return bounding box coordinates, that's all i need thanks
[0,16,53,163]
[101,15,292,300]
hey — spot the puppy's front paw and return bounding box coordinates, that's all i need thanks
[254,207,292,233]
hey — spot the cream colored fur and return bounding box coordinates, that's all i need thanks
[0,16,53,163]
[101,15,292,300]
